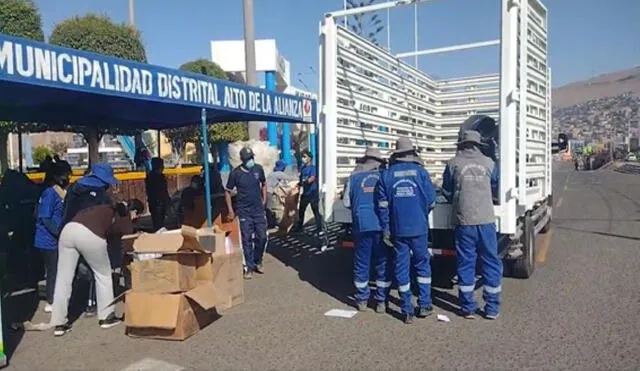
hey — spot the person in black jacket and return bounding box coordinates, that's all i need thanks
[145,157,169,231]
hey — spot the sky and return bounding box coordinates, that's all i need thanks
[31,0,640,93]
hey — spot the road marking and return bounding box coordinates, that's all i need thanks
[556,196,563,208]
[121,358,184,371]
[536,230,553,263]
[563,184,568,191]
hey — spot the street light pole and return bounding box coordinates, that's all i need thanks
[128,0,135,25]
[243,0,261,140]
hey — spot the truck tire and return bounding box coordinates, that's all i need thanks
[510,214,536,279]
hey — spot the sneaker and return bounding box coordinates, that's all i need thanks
[356,301,368,312]
[243,271,253,280]
[54,324,72,337]
[416,306,434,318]
[84,306,97,318]
[44,304,53,313]
[484,313,500,320]
[99,313,122,329]
[403,314,414,325]
[254,264,264,274]
[375,301,387,314]
[461,311,477,320]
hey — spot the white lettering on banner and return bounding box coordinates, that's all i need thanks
[0,39,313,121]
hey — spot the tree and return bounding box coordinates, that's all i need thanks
[346,0,385,46]
[32,145,53,165]
[164,59,248,165]
[0,0,45,173]
[50,141,68,157]
[49,14,147,166]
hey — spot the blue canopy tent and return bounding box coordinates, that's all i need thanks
[0,32,318,226]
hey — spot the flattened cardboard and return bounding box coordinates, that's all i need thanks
[125,283,220,341]
[209,248,245,311]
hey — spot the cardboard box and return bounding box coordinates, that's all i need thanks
[206,246,245,311]
[124,283,221,341]
[127,227,215,293]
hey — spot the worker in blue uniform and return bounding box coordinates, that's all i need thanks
[442,128,501,320]
[376,137,436,324]
[225,147,268,280]
[343,148,391,313]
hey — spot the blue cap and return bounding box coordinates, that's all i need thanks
[78,163,119,187]
[274,160,286,172]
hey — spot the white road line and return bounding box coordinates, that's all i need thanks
[556,197,563,208]
[120,358,185,371]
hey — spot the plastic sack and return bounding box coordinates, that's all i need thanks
[228,140,279,175]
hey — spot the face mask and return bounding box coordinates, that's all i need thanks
[245,159,255,169]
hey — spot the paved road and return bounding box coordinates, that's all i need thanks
[4,163,640,370]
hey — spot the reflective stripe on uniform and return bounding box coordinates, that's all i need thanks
[459,284,475,293]
[398,283,410,292]
[484,285,502,294]
[378,201,388,208]
[376,281,391,288]
[417,276,431,285]
[354,281,368,289]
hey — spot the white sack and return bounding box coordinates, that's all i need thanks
[228,140,279,175]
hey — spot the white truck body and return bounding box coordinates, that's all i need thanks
[318,0,552,243]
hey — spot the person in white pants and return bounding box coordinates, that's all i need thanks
[51,164,136,337]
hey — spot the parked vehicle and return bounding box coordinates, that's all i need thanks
[317,0,552,278]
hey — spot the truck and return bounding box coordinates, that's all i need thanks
[317,0,552,278]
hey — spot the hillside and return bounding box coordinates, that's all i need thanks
[552,66,640,109]
[552,66,640,142]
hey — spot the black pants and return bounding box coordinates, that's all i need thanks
[41,249,58,304]
[297,195,323,231]
[150,204,166,231]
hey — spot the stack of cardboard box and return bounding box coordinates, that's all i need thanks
[121,225,244,340]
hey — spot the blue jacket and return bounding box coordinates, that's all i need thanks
[376,161,436,237]
[343,169,382,234]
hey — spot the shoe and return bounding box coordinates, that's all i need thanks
[99,313,122,329]
[403,314,414,325]
[416,306,434,318]
[484,313,500,320]
[54,324,72,337]
[461,310,477,320]
[44,304,53,313]
[375,301,387,314]
[84,306,97,318]
[254,264,264,274]
[243,271,253,280]
[356,301,368,312]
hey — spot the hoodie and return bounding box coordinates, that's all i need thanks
[62,182,132,239]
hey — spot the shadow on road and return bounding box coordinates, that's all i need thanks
[267,223,463,318]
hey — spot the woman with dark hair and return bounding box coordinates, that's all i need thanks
[33,163,72,313]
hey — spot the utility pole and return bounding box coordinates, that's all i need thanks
[128,0,135,26]
[243,0,260,140]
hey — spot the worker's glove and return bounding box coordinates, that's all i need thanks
[382,231,393,249]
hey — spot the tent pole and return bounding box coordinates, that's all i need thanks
[201,109,213,227]
[156,130,161,158]
[17,129,23,173]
